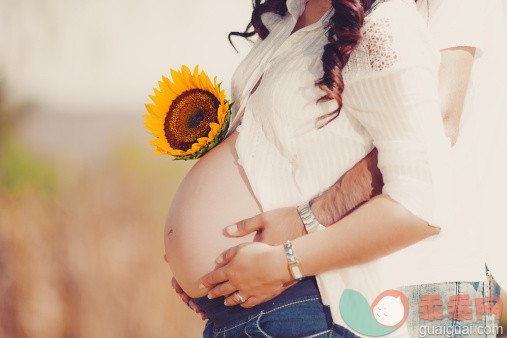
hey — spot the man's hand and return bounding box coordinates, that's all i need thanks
[223,207,306,245]
[171,277,206,320]
[164,255,206,320]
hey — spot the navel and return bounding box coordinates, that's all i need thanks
[167,228,174,241]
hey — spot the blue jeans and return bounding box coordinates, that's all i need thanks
[193,277,359,338]
[398,266,502,338]
[202,295,358,338]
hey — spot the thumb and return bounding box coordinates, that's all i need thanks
[215,245,240,265]
[224,215,264,237]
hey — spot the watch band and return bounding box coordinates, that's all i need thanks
[297,202,324,234]
[283,240,305,281]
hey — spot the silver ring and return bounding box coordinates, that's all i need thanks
[235,292,247,303]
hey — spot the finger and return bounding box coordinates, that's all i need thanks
[172,277,183,294]
[208,282,238,299]
[241,287,288,309]
[179,291,191,304]
[241,296,262,308]
[188,300,204,314]
[223,292,247,306]
[215,245,240,265]
[224,215,264,237]
[199,266,229,290]
[188,301,199,312]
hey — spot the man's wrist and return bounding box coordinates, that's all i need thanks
[298,201,327,232]
[309,195,338,227]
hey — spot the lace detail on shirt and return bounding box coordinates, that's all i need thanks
[343,15,399,82]
[363,17,398,72]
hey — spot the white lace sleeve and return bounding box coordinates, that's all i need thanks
[344,0,452,227]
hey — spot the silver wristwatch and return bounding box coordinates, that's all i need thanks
[297,202,324,234]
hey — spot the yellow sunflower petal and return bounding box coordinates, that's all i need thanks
[149,129,166,138]
[144,122,164,134]
[195,72,206,91]
[150,138,172,152]
[149,94,170,112]
[217,103,229,125]
[207,122,221,139]
[171,149,186,156]
[187,66,201,89]
[197,137,210,146]
[154,87,170,102]
[162,75,172,87]
[184,142,202,155]
[143,120,164,132]
[210,122,220,132]
[176,67,194,91]
[181,66,196,88]
[145,103,165,119]
[162,75,183,98]
[170,69,187,92]
[143,114,163,126]
[203,73,218,97]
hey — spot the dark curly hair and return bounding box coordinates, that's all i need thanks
[229,0,400,125]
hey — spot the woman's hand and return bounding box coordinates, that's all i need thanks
[224,207,306,245]
[199,242,294,308]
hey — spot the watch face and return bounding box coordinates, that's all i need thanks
[290,265,304,280]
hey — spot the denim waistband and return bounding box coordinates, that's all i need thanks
[191,277,321,328]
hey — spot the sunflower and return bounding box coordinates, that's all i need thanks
[143,65,231,160]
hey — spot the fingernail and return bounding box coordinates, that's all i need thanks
[207,294,214,299]
[199,283,205,290]
[225,224,238,235]
[224,299,229,306]
[215,256,224,264]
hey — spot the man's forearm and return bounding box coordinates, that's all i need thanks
[309,149,383,226]
[308,49,474,227]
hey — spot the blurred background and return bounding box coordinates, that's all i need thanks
[0,0,251,337]
[0,0,506,337]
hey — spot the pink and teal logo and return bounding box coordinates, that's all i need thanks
[340,289,409,336]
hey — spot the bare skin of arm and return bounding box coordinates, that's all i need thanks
[173,46,476,311]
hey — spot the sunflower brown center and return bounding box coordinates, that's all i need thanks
[164,89,220,151]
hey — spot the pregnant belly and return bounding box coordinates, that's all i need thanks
[164,132,262,298]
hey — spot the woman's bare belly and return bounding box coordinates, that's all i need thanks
[164,132,262,298]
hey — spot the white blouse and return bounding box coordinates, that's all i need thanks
[228,0,452,331]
